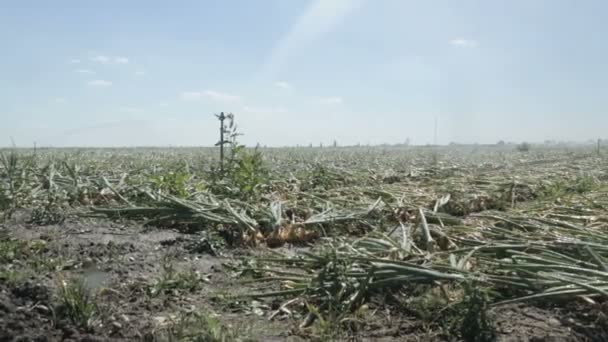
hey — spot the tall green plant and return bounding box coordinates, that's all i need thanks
[209,114,267,198]
[0,149,36,218]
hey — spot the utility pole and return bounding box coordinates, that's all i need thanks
[215,112,226,172]
[598,138,601,156]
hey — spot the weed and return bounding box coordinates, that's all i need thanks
[571,174,596,194]
[0,268,29,285]
[0,149,36,217]
[56,275,97,329]
[28,205,65,225]
[149,171,191,198]
[539,175,597,200]
[0,238,46,262]
[406,285,452,321]
[538,180,567,199]
[301,163,350,190]
[0,189,9,213]
[0,239,28,262]
[149,262,203,297]
[35,255,66,272]
[305,302,347,340]
[153,310,252,342]
[0,238,64,272]
[229,147,267,196]
[457,282,496,342]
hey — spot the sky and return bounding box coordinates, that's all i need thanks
[1,0,608,147]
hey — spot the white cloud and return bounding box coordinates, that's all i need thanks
[70,59,81,64]
[54,97,67,104]
[204,90,241,102]
[91,55,110,64]
[181,90,241,102]
[261,0,364,78]
[75,69,94,74]
[320,96,343,105]
[242,105,287,114]
[449,38,478,47]
[87,79,112,87]
[274,81,292,89]
[114,56,129,64]
[242,105,287,120]
[91,55,130,65]
[135,70,147,76]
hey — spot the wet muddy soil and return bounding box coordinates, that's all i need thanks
[1,215,606,341]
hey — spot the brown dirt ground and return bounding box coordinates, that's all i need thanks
[1,213,607,341]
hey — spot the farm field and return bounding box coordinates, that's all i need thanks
[1,144,608,341]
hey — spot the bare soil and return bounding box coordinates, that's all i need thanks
[1,214,607,341]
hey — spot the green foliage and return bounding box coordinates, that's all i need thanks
[149,171,191,197]
[539,179,567,199]
[571,174,596,194]
[0,150,36,216]
[0,269,28,285]
[228,147,267,195]
[0,238,64,272]
[406,285,451,321]
[152,310,251,342]
[0,238,46,263]
[208,114,268,198]
[307,164,331,189]
[458,282,496,342]
[0,188,9,212]
[56,275,97,329]
[301,163,351,190]
[29,202,65,225]
[305,302,348,340]
[0,239,29,263]
[148,261,203,297]
[539,175,597,200]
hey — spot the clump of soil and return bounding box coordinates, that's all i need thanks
[0,281,60,341]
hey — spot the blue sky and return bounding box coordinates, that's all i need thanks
[1,0,607,147]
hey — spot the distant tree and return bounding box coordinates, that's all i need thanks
[516,142,531,152]
[497,140,505,145]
